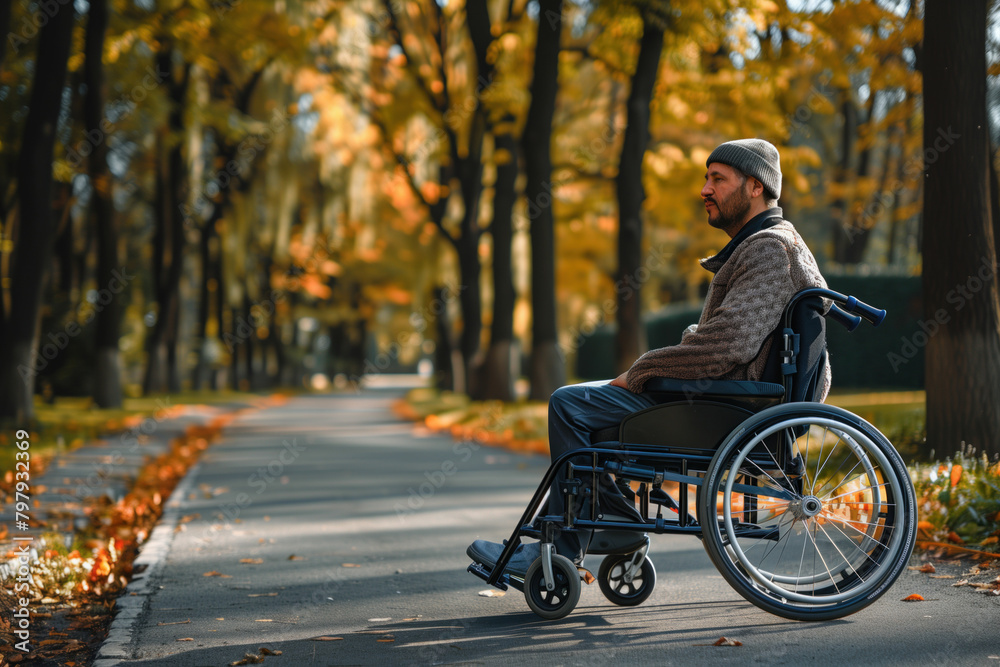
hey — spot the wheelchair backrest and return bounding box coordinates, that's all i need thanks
[761,294,828,403]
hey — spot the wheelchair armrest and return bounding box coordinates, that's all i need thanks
[643,378,785,398]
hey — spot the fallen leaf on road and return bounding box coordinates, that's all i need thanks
[377,638,395,643]
[917,563,936,573]
[255,619,274,622]
[952,580,969,587]
[342,563,361,567]
[177,638,194,642]
[580,569,596,585]
[248,593,278,597]
[478,590,505,597]
[310,636,343,641]
[713,637,742,646]
[288,555,306,560]
[693,637,743,647]
[402,616,422,621]
[981,589,1000,596]
[368,617,391,622]
[240,558,264,564]
[259,648,282,655]
[229,653,264,665]
[157,620,191,626]
[203,571,232,578]
[901,594,925,601]
[929,575,955,579]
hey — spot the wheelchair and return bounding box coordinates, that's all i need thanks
[468,287,917,621]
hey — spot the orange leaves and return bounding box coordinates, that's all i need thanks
[419,181,442,205]
[901,594,925,602]
[693,636,743,646]
[88,549,114,583]
[713,637,743,646]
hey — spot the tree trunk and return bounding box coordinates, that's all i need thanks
[0,1,75,423]
[191,213,218,390]
[456,112,486,398]
[85,0,123,408]
[454,0,492,398]
[0,0,12,69]
[433,285,460,392]
[524,0,566,401]
[831,97,857,264]
[839,91,880,265]
[143,50,188,395]
[922,0,1000,460]
[614,18,662,375]
[992,146,1000,264]
[483,127,520,401]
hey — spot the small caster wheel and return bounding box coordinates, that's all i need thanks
[598,553,656,606]
[524,554,581,620]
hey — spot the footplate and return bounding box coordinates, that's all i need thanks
[467,562,524,592]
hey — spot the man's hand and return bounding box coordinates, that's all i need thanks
[608,372,630,390]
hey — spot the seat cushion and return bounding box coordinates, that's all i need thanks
[643,377,785,397]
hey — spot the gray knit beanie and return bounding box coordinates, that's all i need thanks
[706,138,782,200]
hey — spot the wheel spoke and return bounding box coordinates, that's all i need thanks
[818,509,894,549]
[823,482,891,504]
[816,511,890,568]
[801,427,814,492]
[812,446,866,500]
[814,520,867,585]
[803,517,839,594]
[766,518,794,583]
[811,427,844,496]
[795,516,809,589]
[743,457,796,501]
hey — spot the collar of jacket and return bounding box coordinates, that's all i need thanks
[700,207,785,274]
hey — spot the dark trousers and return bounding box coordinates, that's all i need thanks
[546,380,664,562]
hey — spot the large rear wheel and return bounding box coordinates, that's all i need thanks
[699,403,916,621]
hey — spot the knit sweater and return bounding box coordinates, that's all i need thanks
[625,217,831,399]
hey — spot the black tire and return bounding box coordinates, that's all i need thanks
[699,403,916,621]
[523,554,581,620]
[598,554,656,606]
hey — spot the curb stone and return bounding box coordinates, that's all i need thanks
[93,462,203,664]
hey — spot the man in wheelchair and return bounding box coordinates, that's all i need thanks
[468,138,831,577]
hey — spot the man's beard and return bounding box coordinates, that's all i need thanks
[707,184,752,232]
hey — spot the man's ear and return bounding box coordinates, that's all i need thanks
[749,177,764,198]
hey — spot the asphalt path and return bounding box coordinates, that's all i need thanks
[101,391,999,666]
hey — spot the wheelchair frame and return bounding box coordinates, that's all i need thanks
[468,288,918,621]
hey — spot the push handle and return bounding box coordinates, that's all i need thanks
[844,296,887,327]
[827,303,862,332]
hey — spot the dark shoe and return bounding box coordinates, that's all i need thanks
[467,540,541,578]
